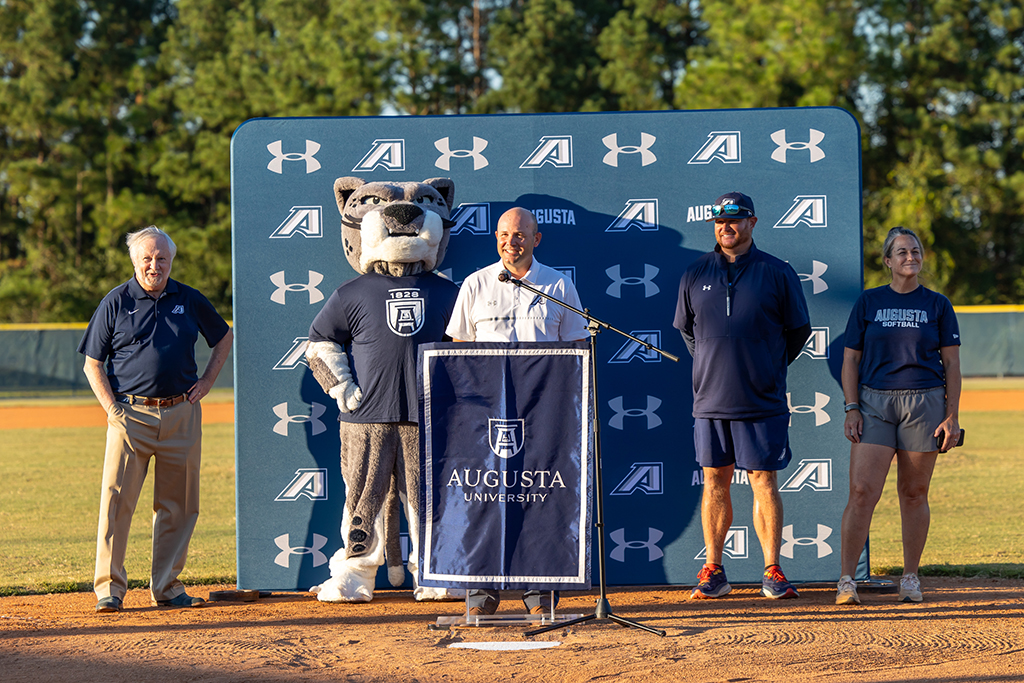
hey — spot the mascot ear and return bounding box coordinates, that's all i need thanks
[424,177,455,213]
[334,177,367,215]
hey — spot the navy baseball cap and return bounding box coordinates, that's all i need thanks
[708,192,755,220]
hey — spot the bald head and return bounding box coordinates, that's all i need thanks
[495,208,542,278]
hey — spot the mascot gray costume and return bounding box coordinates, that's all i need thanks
[306,176,460,603]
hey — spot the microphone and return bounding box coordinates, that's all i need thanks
[497,270,511,283]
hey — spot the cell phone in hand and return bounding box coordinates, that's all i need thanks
[937,429,965,453]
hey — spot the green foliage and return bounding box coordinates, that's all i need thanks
[2,0,1023,322]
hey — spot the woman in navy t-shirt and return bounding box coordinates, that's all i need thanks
[835,227,962,606]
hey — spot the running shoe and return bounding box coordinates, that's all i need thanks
[690,564,731,599]
[836,575,860,605]
[899,573,923,603]
[761,564,799,599]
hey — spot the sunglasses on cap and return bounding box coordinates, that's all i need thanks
[711,203,752,218]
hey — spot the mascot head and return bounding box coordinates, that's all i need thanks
[334,177,456,277]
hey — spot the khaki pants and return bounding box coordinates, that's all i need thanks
[94,399,201,602]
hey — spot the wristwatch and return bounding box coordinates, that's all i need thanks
[844,403,861,413]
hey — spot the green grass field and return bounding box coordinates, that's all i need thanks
[1,410,1021,595]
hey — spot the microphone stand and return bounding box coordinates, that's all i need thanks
[497,271,675,638]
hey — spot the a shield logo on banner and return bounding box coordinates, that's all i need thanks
[386,297,424,336]
[488,418,525,459]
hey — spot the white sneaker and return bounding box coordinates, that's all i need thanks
[836,575,860,605]
[899,573,923,602]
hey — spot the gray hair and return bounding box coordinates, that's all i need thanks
[126,226,177,260]
[882,226,923,259]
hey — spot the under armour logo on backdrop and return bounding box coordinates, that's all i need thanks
[266,140,321,174]
[434,137,489,170]
[272,402,327,436]
[609,528,664,562]
[602,133,657,167]
[605,264,659,298]
[274,533,328,567]
[781,524,833,558]
[771,129,826,163]
[270,271,324,305]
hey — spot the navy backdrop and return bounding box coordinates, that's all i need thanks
[230,108,863,590]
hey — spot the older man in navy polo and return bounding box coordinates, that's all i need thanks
[79,226,233,613]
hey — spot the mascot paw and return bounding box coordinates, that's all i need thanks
[388,565,406,588]
[330,383,363,414]
[314,575,374,603]
[414,586,463,602]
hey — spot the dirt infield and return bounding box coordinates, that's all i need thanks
[2,578,1023,682]
[1,390,1020,430]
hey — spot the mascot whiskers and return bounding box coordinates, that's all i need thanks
[306,176,460,603]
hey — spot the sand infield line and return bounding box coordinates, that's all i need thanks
[1,391,1021,430]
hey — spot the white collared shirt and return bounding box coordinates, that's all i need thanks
[446,259,588,342]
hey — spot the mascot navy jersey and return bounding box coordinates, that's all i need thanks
[309,272,459,423]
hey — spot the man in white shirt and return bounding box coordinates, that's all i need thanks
[445,206,587,614]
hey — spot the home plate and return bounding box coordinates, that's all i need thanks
[449,642,562,651]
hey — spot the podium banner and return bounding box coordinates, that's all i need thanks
[418,341,592,590]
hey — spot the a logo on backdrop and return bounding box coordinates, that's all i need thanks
[275,468,329,501]
[449,203,490,235]
[688,131,741,164]
[771,129,826,163]
[787,392,831,426]
[781,524,833,558]
[606,199,659,232]
[488,419,525,458]
[610,462,663,495]
[602,133,657,167]
[686,205,714,222]
[274,533,328,567]
[274,337,310,370]
[609,528,664,562]
[272,402,327,436]
[270,206,323,239]
[530,208,576,225]
[800,327,830,360]
[270,271,324,305]
[609,331,662,363]
[695,527,749,560]
[386,288,425,337]
[774,195,828,228]
[520,135,573,168]
[435,136,489,170]
[267,140,321,174]
[553,266,576,284]
[606,264,660,298]
[352,139,406,172]
[607,396,662,430]
[692,468,749,486]
[780,459,833,493]
[797,260,829,295]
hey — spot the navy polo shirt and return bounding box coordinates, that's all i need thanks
[79,277,230,398]
[674,243,810,420]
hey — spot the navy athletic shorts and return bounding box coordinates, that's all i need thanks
[694,413,793,471]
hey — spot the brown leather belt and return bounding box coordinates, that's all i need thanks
[116,393,187,408]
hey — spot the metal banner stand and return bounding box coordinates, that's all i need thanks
[486,271,673,638]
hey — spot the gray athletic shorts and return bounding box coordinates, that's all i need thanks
[858,385,946,452]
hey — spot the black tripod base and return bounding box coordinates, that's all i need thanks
[524,598,666,637]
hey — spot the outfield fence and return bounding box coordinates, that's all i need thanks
[0,306,1020,396]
